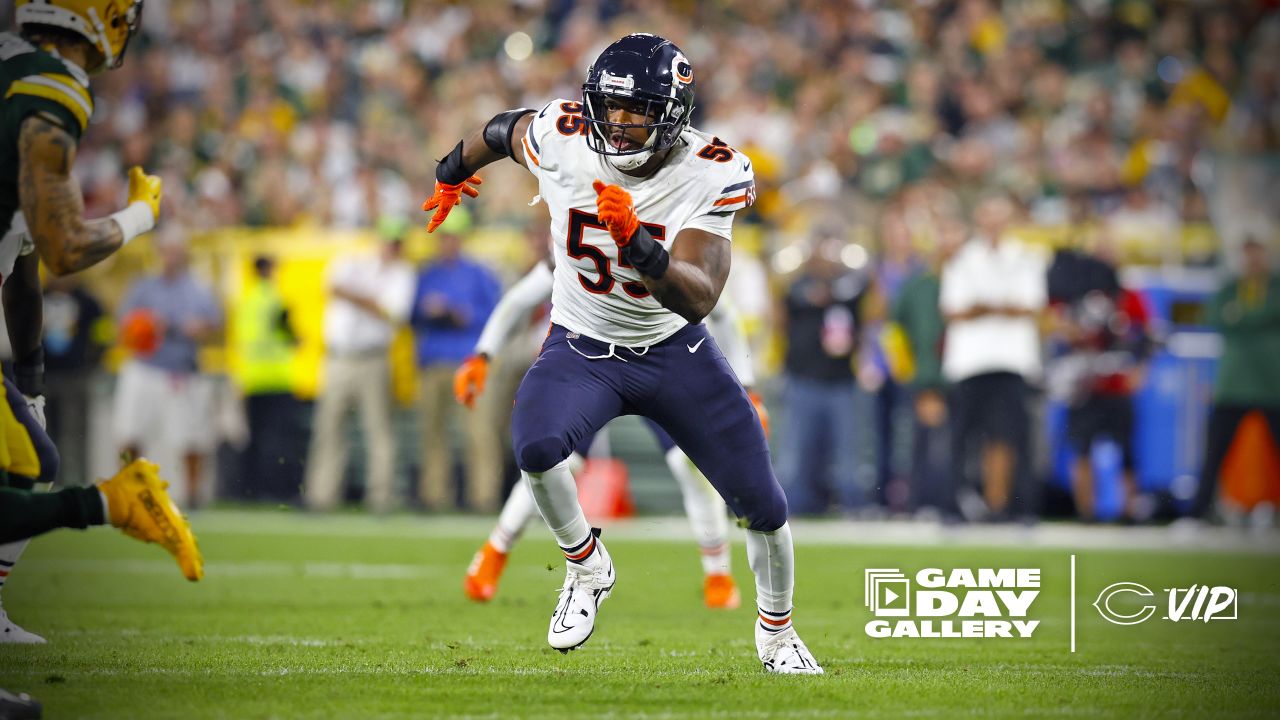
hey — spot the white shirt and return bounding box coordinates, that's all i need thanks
[474,259,756,385]
[322,251,415,355]
[522,99,756,346]
[939,235,1048,382]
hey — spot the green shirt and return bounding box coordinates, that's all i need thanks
[1,32,93,239]
[1210,274,1280,407]
[892,272,946,392]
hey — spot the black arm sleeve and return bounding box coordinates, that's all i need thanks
[482,108,535,159]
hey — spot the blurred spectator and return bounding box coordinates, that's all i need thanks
[228,256,303,503]
[777,230,870,515]
[1193,239,1280,521]
[304,233,414,514]
[410,210,502,512]
[113,233,223,507]
[42,275,107,488]
[865,207,924,509]
[940,194,1047,521]
[890,214,966,518]
[1049,233,1154,522]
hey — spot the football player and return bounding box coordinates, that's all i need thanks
[423,34,821,673]
[456,256,771,609]
[0,0,204,644]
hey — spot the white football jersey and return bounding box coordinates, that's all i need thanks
[522,99,755,346]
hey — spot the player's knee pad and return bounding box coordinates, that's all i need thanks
[739,483,788,532]
[516,436,571,474]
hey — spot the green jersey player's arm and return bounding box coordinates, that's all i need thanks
[15,113,146,276]
[637,228,730,325]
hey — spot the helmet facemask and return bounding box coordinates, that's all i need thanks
[92,0,143,70]
[582,83,690,171]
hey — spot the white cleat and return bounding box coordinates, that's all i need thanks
[0,611,46,644]
[756,623,823,675]
[547,536,615,653]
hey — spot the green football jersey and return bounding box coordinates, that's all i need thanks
[0,31,94,239]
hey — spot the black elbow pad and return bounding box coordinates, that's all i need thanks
[483,108,535,159]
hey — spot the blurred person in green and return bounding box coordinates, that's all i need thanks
[229,255,302,503]
[1193,238,1280,520]
[889,214,966,519]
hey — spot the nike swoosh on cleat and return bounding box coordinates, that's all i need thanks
[687,338,706,353]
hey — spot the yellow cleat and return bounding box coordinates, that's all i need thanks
[98,458,203,581]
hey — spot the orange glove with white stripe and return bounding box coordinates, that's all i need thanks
[453,354,490,408]
[747,389,770,438]
[592,180,640,246]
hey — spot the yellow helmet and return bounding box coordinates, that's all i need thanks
[15,0,144,72]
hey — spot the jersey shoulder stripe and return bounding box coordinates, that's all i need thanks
[2,36,95,134]
[6,75,92,130]
[708,164,756,213]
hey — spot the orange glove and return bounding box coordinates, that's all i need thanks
[592,179,639,246]
[453,354,489,408]
[422,176,483,233]
[747,389,770,438]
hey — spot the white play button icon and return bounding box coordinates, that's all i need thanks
[883,587,899,605]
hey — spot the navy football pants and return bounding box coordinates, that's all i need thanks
[512,323,786,531]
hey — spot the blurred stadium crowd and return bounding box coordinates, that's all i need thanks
[3,0,1278,524]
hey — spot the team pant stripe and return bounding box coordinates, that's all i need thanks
[563,538,596,562]
[759,612,791,627]
[699,543,728,556]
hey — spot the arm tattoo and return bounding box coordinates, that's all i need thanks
[18,114,124,275]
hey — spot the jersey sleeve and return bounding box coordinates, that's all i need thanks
[474,261,554,357]
[4,55,94,141]
[519,100,562,181]
[683,154,756,241]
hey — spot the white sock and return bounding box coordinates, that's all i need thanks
[524,462,600,570]
[665,447,731,575]
[489,477,539,553]
[0,539,29,610]
[746,522,795,633]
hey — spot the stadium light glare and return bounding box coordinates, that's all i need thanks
[505,32,534,62]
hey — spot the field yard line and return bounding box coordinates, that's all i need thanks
[1070,554,1077,654]
[183,511,1280,554]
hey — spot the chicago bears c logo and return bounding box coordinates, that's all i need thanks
[672,53,693,85]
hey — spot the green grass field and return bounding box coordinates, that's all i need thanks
[1,511,1278,719]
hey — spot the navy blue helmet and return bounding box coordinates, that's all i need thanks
[581,34,695,169]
